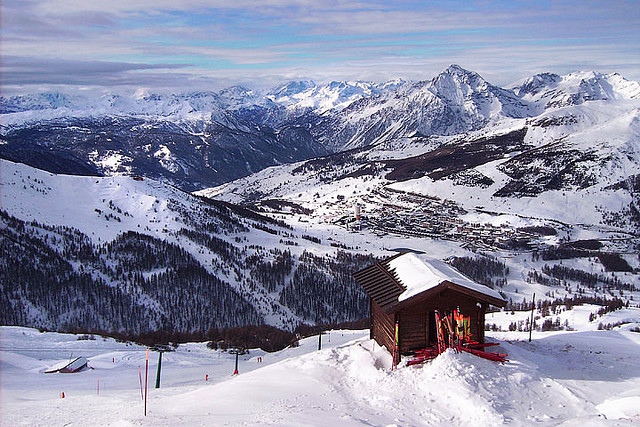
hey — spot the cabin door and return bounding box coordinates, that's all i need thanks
[427,310,437,346]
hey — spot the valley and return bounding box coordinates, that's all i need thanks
[1,65,639,343]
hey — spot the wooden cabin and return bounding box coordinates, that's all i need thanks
[353,252,506,359]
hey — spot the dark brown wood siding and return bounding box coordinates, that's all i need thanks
[478,306,486,342]
[352,255,405,312]
[397,304,427,352]
[371,299,395,354]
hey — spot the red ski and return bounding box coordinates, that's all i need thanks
[408,309,507,366]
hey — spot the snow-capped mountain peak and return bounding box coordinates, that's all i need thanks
[427,64,532,120]
[511,72,563,98]
[430,64,489,98]
[513,70,640,110]
[265,79,384,113]
[267,79,317,100]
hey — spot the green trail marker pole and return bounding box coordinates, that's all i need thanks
[155,351,163,389]
[233,352,239,375]
[144,349,149,416]
[529,293,536,342]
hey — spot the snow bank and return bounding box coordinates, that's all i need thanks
[3,325,640,426]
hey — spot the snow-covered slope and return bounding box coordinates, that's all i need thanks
[2,312,640,426]
[513,70,640,112]
[0,159,375,331]
[1,158,184,242]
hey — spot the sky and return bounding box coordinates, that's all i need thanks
[1,0,639,96]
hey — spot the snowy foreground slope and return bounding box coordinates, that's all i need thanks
[2,313,639,427]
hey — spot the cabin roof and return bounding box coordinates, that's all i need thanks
[44,356,88,373]
[354,252,506,312]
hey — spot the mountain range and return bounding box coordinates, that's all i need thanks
[1,65,639,338]
[200,66,640,238]
[3,65,638,192]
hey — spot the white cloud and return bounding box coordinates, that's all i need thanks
[2,0,638,94]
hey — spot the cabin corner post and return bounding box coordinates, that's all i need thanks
[477,302,486,343]
[392,316,400,368]
[369,298,374,340]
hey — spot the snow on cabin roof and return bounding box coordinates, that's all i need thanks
[44,356,88,373]
[388,252,504,303]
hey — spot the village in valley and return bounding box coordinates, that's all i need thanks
[330,187,561,252]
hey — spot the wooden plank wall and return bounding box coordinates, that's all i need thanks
[398,305,427,352]
[371,299,395,354]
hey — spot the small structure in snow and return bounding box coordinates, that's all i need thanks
[45,356,89,373]
[353,252,506,365]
